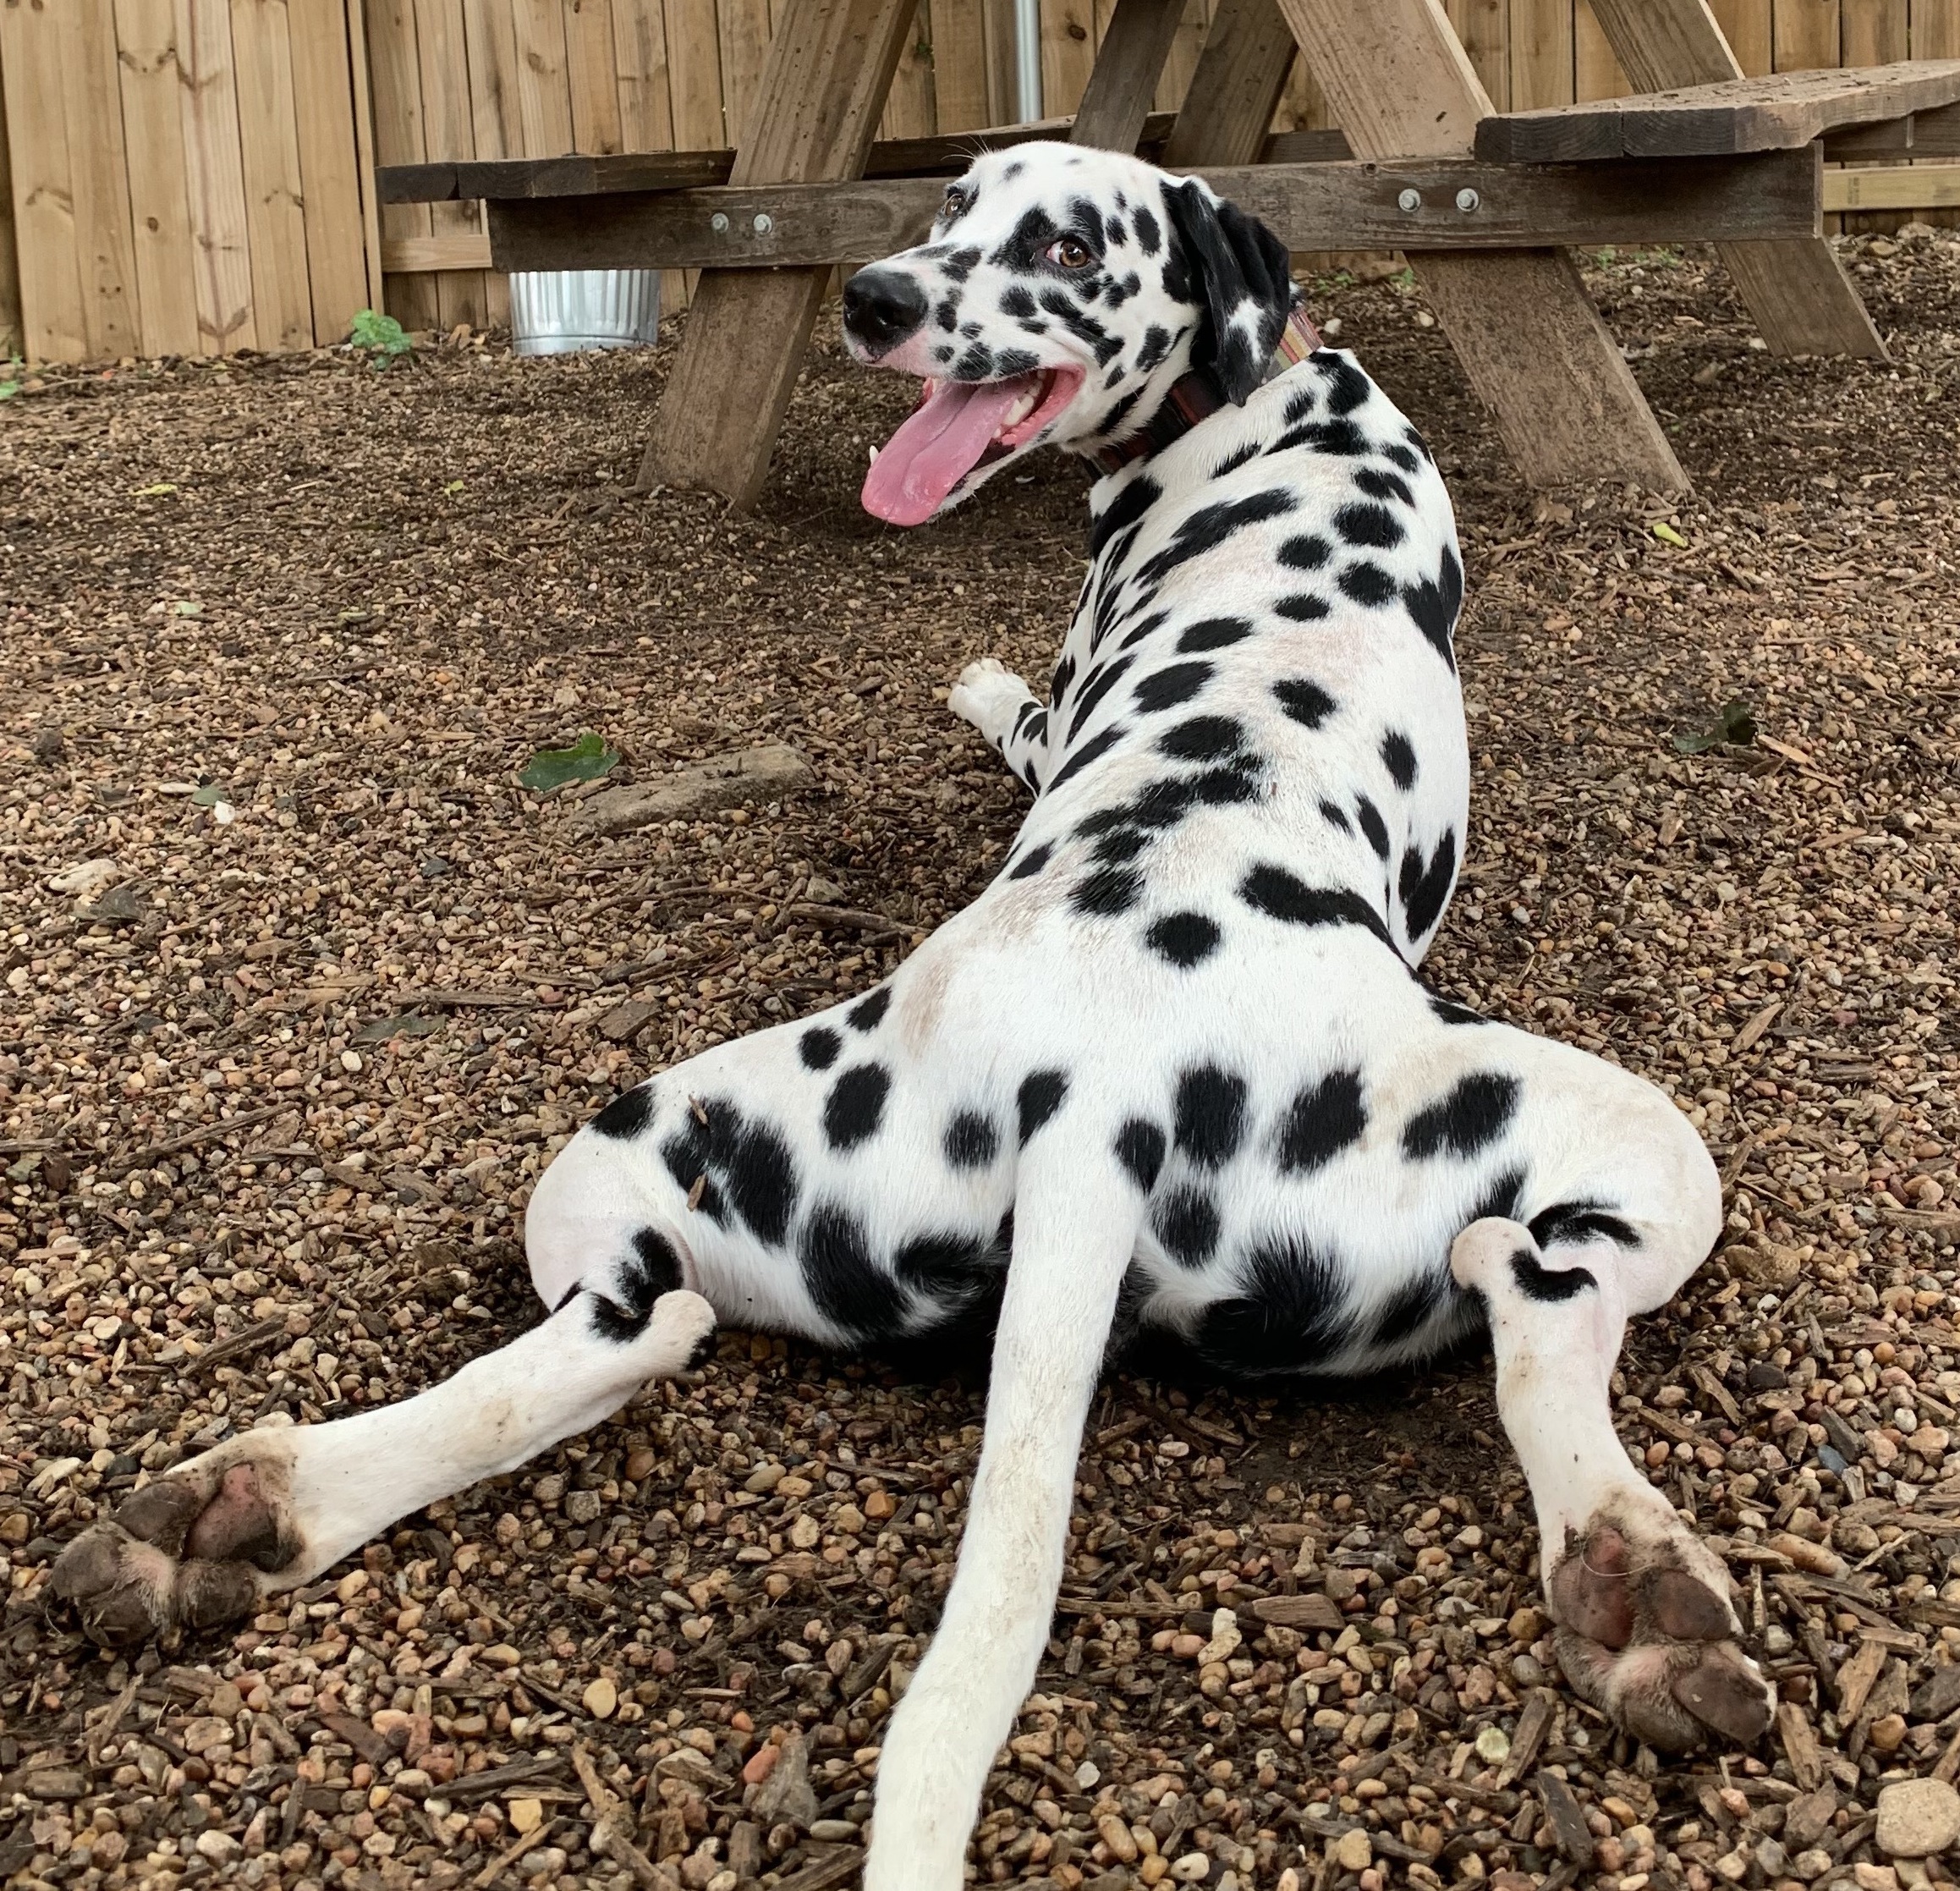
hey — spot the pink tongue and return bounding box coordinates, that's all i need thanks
[862,375,1035,526]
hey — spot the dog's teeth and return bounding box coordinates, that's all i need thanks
[869,444,879,464]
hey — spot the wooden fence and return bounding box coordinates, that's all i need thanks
[3,0,1958,364]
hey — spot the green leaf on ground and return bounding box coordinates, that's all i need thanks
[1674,698,1758,755]
[350,309,414,369]
[135,481,178,497]
[354,1012,442,1045]
[520,730,620,793]
[189,782,228,807]
[1651,519,1688,547]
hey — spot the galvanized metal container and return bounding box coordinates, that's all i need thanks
[508,270,662,356]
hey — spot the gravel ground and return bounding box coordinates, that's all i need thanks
[5,228,1960,1891]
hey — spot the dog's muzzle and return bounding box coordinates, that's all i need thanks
[843,267,928,357]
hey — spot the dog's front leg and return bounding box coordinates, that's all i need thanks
[866,1158,1140,1889]
[948,657,1051,792]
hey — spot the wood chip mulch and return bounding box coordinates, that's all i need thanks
[3,228,1960,1891]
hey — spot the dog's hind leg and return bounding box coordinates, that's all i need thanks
[865,1150,1143,1891]
[947,656,1051,792]
[1451,1201,1775,1751]
[52,1234,714,1647]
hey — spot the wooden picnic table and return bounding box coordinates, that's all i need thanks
[377,0,1960,508]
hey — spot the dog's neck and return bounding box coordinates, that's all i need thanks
[1086,304,1323,477]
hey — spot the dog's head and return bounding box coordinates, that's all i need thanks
[843,143,1295,525]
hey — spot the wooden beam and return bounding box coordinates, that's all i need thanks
[1161,0,1298,168]
[641,0,920,508]
[382,234,495,272]
[1274,0,1686,493]
[1824,159,1960,209]
[1070,0,1189,151]
[1822,101,1960,156]
[1474,58,1960,162]
[486,148,1821,272]
[1578,1,1886,361]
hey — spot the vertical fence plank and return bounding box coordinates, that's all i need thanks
[113,0,203,356]
[612,0,683,311]
[63,0,142,357]
[176,0,258,349]
[567,0,626,150]
[231,0,315,352]
[1840,0,1908,231]
[982,0,1019,121]
[1774,0,1842,66]
[1508,0,1574,107]
[931,0,991,127]
[1910,0,1960,225]
[415,0,488,333]
[463,0,523,327]
[1574,0,1630,96]
[1450,0,1510,107]
[1041,0,1098,114]
[0,0,87,362]
[286,0,371,342]
[1153,0,1209,114]
[513,0,576,151]
[878,1,935,135]
[343,0,385,311]
[1710,0,1774,69]
[364,0,437,329]
[717,0,771,140]
[0,58,19,357]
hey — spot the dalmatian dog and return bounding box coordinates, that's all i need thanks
[53,144,1772,1886]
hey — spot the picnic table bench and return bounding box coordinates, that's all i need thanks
[378,0,1960,507]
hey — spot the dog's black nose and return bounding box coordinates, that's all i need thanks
[843,267,928,355]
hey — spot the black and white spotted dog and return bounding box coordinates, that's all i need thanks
[55,145,1772,1884]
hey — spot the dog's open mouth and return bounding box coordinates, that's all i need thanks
[861,366,1085,526]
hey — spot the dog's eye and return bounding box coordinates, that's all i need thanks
[1047,237,1095,272]
[942,186,969,220]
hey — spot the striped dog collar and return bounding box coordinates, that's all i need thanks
[1089,305,1323,478]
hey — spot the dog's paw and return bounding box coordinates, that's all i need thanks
[947,658,1033,740]
[1546,1503,1774,1751]
[51,1442,304,1648]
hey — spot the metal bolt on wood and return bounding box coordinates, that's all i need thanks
[711,213,730,233]
[754,213,774,234]
[1397,188,1422,212]
[1456,188,1480,212]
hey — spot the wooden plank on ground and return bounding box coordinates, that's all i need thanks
[63,0,143,359]
[1071,0,1188,149]
[231,0,316,354]
[1276,0,1686,492]
[1162,0,1297,167]
[487,147,1822,269]
[286,0,372,341]
[1581,1,1886,357]
[1475,59,1960,162]
[365,0,437,331]
[113,0,203,358]
[178,0,259,350]
[644,0,920,508]
[0,0,88,362]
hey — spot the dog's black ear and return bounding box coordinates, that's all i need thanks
[1163,179,1295,404]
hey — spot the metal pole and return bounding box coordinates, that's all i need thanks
[1015,0,1042,123]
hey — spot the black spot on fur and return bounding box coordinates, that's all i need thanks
[1320,798,1351,832]
[1046,723,1124,794]
[1529,1201,1641,1250]
[1339,561,1396,607]
[592,1085,655,1139]
[1007,843,1052,881]
[1159,715,1243,761]
[1403,544,1464,669]
[1369,1267,1459,1350]
[1115,1119,1167,1190]
[721,1118,799,1245]
[1275,593,1330,623]
[1315,351,1372,415]
[1073,865,1144,915]
[1402,1072,1520,1160]
[1274,679,1336,728]
[1429,993,1485,1026]
[1354,465,1414,507]
[1510,1248,1597,1303]
[799,1027,841,1070]
[1133,662,1212,713]
[1211,442,1263,478]
[1092,827,1148,866]
[801,1202,907,1341]
[1193,760,1260,805]
[1276,1069,1367,1174]
[1066,652,1137,742]
[1355,796,1390,860]
[1090,474,1162,561]
[1174,1065,1249,1169]
[1177,617,1253,654]
[1146,911,1222,966]
[1001,283,1037,318]
[1278,532,1331,570]
[1381,730,1418,790]
[1154,1186,1222,1266]
[1134,206,1161,254]
[1137,491,1297,588]
[1398,829,1457,941]
[944,1111,1000,1170]
[1187,1235,1347,1374]
[1334,503,1404,551]
[1238,864,1396,951]
[587,1228,686,1343]
[1018,1069,1069,1142]
[660,1107,726,1224]
[824,1064,892,1152]
[1473,1167,1528,1226]
[848,988,891,1032]
[1382,443,1420,474]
